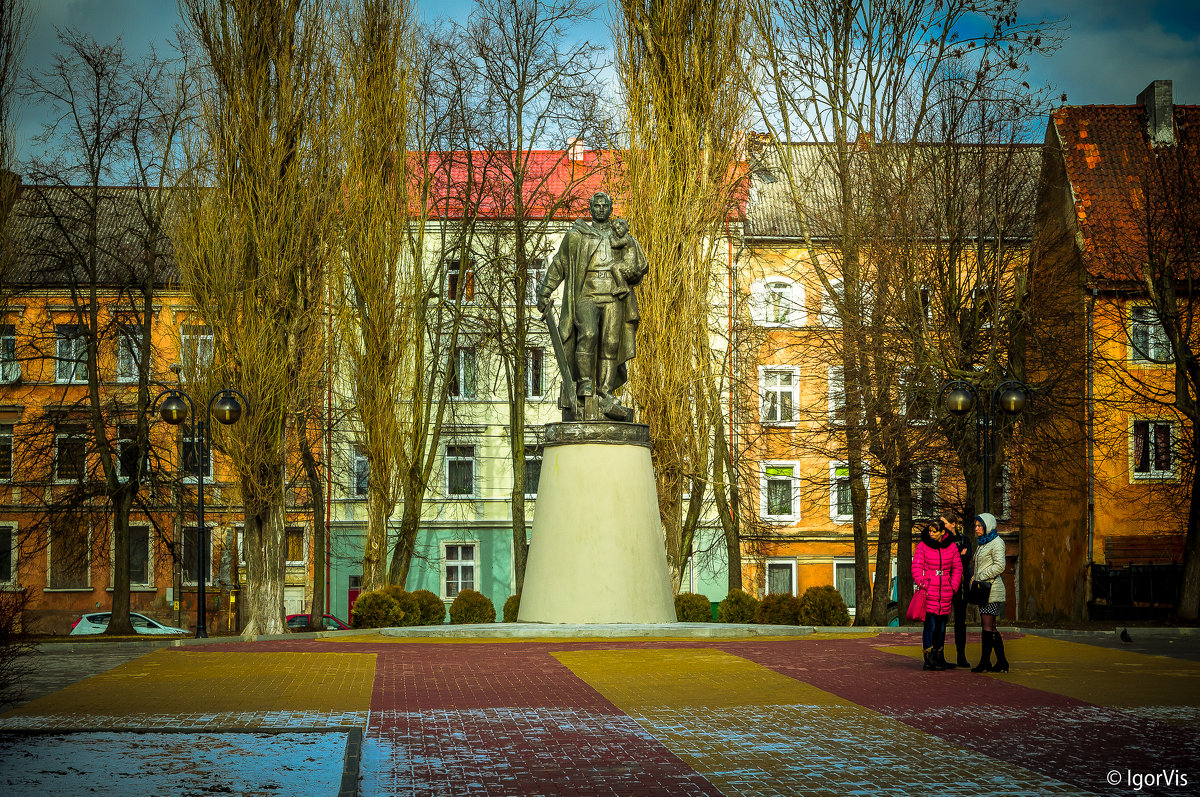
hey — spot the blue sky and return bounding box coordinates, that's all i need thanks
[11,0,1200,165]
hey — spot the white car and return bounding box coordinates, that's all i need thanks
[70,611,188,636]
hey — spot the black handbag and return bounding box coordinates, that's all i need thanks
[966,580,991,605]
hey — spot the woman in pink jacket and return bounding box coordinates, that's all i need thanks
[912,522,963,671]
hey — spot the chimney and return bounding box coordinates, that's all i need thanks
[1137,80,1175,147]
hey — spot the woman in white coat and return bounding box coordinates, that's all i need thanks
[970,512,1010,673]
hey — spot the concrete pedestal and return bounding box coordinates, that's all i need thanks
[518,423,676,624]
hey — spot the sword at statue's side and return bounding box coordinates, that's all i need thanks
[542,298,580,420]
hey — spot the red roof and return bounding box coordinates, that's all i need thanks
[1053,104,1199,279]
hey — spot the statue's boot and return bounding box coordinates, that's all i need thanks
[576,351,595,398]
[598,358,631,421]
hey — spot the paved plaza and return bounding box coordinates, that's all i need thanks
[2,628,1198,795]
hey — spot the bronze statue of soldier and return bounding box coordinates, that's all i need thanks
[536,191,649,422]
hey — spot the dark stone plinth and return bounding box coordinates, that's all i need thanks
[543,422,650,447]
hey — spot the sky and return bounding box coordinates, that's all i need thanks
[9,0,1200,167]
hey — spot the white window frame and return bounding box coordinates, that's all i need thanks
[759,366,799,426]
[181,434,211,483]
[1130,418,1177,480]
[442,541,479,600]
[764,558,797,597]
[994,460,1013,521]
[833,559,856,613]
[450,347,476,400]
[284,526,306,566]
[117,423,145,484]
[898,368,934,426]
[828,365,845,425]
[524,447,542,499]
[116,325,145,384]
[818,278,843,327]
[911,462,939,520]
[526,347,545,399]
[55,324,87,383]
[0,423,12,482]
[829,460,870,524]
[352,445,369,497]
[1129,304,1171,364]
[751,277,804,327]
[54,427,87,482]
[526,259,547,306]
[446,444,476,498]
[180,524,215,587]
[47,523,91,590]
[112,523,154,589]
[760,460,800,522]
[0,523,17,589]
[0,324,18,383]
[445,259,475,303]
[181,324,213,375]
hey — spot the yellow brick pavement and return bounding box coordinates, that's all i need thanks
[555,648,1088,796]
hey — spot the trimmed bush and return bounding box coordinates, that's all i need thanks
[449,589,496,624]
[502,593,521,623]
[798,585,851,627]
[755,592,802,626]
[674,592,713,622]
[382,587,423,627]
[351,590,405,629]
[411,589,446,625]
[717,589,760,624]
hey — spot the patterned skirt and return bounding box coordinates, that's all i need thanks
[979,601,1005,617]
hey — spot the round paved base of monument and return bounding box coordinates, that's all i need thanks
[544,421,649,447]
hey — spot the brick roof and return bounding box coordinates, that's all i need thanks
[1052,104,1199,279]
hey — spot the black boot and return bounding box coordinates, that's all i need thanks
[989,632,1010,673]
[971,632,994,673]
[922,648,938,671]
[955,645,971,669]
[935,647,956,669]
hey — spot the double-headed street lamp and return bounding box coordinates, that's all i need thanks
[939,378,1031,515]
[154,386,246,638]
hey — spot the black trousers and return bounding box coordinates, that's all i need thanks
[951,588,968,653]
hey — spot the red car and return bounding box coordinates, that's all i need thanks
[286,613,350,631]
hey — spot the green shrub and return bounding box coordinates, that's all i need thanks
[755,592,802,625]
[502,594,521,623]
[449,589,496,624]
[411,589,446,625]
[797,585,851,627]
[717,589,760,624]
[382,587,423,627]
[674,592,713,622]
[351,590,405,629]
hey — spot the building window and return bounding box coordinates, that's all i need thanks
[899,368,933,425]
[181,324,213,375]
[834,560,855,609]
[526,347,545,399]
[55,425,87,482]
[994,461,1013,520]
[182,435,211,481]
[117,325,145,383]
[0,525,15,586]
[285,527,305,564]
[118,424,147,482]
[752,278,803,326]
[1132,420,1175,479]
[1130,306,1171,364]
[0,324,18,382]
[353,446,369,497]
[819,279,843,327]
[445,259,475,302]
[760,368,797,424]
[829,461,869,523]
[446,445,475,497]
[443,542,476,599]
[128,524,151,586]
[524,447,542,499]
[828,366,845,425]
[49,522,89,589]
[760,462,798,521]
[0,424,11,481]
[55,324,87,383]
[912,463,938,519]
[526,259,546,305]
[449,347,476,399]
[181,526,213,585]
[765,559,796,596]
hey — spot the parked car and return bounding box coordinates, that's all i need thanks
[286,613,350,631]
[70,611,188,636]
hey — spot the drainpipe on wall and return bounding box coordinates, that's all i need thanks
[1086,287,1097,602]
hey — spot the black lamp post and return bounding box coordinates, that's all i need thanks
[939,378,1031,515]
[154,387,246,638]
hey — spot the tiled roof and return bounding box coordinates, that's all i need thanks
[1053,104,1199,279]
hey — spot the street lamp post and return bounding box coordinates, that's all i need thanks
[939,378,1030,515]
[154,387,246,638]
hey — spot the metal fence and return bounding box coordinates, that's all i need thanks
[1089,563,1182,620]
